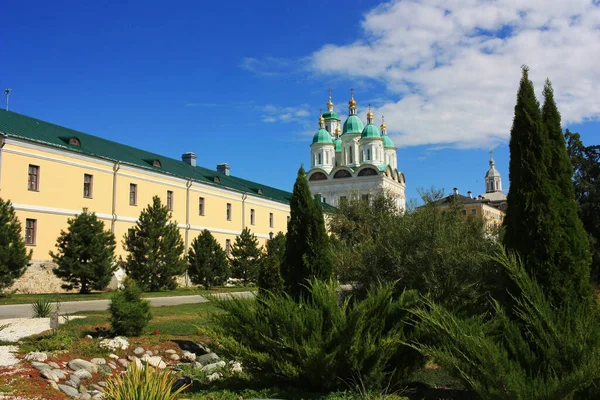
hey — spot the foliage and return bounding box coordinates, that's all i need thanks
[230,227,262,285]
[123,196,186,291]
[0,198,31,291]
[109,279,152,336]
[503,66,593,308]
[50,210,116,293]
[204,279,424,392]
[103,361,190,400]
[188,229,229,290]
[566,129,600,282]
[257,253,284,299]
[281,166,333,300]
[20,332,74,353]
[331,190,498,314]
[410,246,600,399]
[266,231,286,265]
[31,298,53,318]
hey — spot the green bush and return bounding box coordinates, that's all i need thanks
[20,332,73,353]
[205,279,424,392]
[31,298,53,318]
[109,279,152,336]
[410,246,600,399]
[103,361,189,400]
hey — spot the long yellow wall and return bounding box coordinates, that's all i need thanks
[1,138,290,260]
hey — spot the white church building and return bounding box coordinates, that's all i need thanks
[306,90,406,211]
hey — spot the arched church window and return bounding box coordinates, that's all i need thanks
[333,169,352,179]
[358,168,378,177]
[309,172,328,181]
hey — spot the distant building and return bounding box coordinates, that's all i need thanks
[435,151,507,233]
[306,90,406,211]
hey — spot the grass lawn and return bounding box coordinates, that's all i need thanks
[0,285,255,305]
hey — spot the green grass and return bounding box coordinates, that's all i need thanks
[0,286,255,305]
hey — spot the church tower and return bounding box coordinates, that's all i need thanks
[485,151,502,193]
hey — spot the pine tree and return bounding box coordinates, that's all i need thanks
[50,210,116,294]
[230,227,261,285]
[541,80,593,305]
[281,165,333,300]
[503,66,593,307]
[123,196,186,292]
[266,231,286,264]
[257,254,284,298]
[188,229,229,290]
[0,198,31,291]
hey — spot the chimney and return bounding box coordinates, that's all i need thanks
[467,191,472,199]
[182,152,197,167]
[217,163,230,176]
[453,187,459,195]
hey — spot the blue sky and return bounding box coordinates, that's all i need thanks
[2,0,599,203]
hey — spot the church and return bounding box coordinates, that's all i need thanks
[306,90,406,211]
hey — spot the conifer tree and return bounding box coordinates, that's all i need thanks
[266,231,286,265]
[281,165,333,300]
[503,66,593,307]
[257,253,284,298]
[541,80,593,304]
[0,198,31,291]
[50,210,116,294]
[230,227,261,285]
[188,229,229,290]
[123,196,186,291]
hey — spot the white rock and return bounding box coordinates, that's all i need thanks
[99,337,129,352]
[231,362,243,374]
[145,356,166,369]
[53,369,67,380]
[48,361,61,369]
[85,335,93,339]
[206,372,221,382]
[109,354,119,360]
[68,359,98,374]
[90,358,106,365]
[165,349,177,354]
[133,347,145,355]
[74,369,93,380]
[170,354,180,361]
[200,360,226,373]
[40,369,59,382]
[181,352,196,362]
[24,351,47,362]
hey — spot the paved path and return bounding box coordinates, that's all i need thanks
[0,292,254,320]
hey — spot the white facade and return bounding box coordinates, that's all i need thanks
[307,92,406,211]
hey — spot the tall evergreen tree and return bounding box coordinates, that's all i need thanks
[230,227,261,285]
[0,198,31,291]
[123,196,186,291]
[281,165,333,300]
[50,210,117,294]
[188,229,229,290]
[503,66,593,307]
[266,231,286,265]
[541,80,593,303]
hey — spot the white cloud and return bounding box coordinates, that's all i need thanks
[309,0,600,148]
[258,104,315,125]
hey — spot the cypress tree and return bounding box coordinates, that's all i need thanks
[51,210,117,294]
[281,165,333,300]
[503,66,593,307]
[123,196,186,291]
[541,80,593,304]
[0,198,32,291]
[188,230,229,290]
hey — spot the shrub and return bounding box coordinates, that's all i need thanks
[109,279,152,336]
[103,362,190,400]
[188,229,229,290]
[257,254,284,299]
[0,198,32,291]
[31,298,53,318]
[409,246,600,399]
[205,279,424,392]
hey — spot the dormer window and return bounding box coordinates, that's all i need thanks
[152,160,162,168]
[213,177,220,183]
[69,137,81,146]
[257,188,263,194]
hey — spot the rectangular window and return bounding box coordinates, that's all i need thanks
[166,190,174,211]
[83,174,93,198]
[129,183,137,205]
[226,203,232,221]
[462,209,467,216]
[361,194,369,203]
[198,197,205,216]
[28,165,39,191]
[250,209,255,225]
[349,147,353,164]
[269,212,274,228]
[25,219,36,245]
[471,208,477,215]
[225,239,231,257]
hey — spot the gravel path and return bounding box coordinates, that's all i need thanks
[0,316,85,367]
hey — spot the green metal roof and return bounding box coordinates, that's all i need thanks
[382,134,395,148]
[322,111,339,120]
[0,109,297,206]
[333,137,342,152]
[361,124,381,139]
[312,128,334,145]
[342,114,364,135]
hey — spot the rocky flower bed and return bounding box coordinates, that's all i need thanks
[22,336,243,399]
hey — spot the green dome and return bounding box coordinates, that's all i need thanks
[312,128,333,145]
[383,134,395,148]
[361,124,381,139]
[334,137,342,152]
[322,111,339,120]
[342,115,364,134]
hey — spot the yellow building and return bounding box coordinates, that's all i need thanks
[436,188,505,233]
[0,108,294,272]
